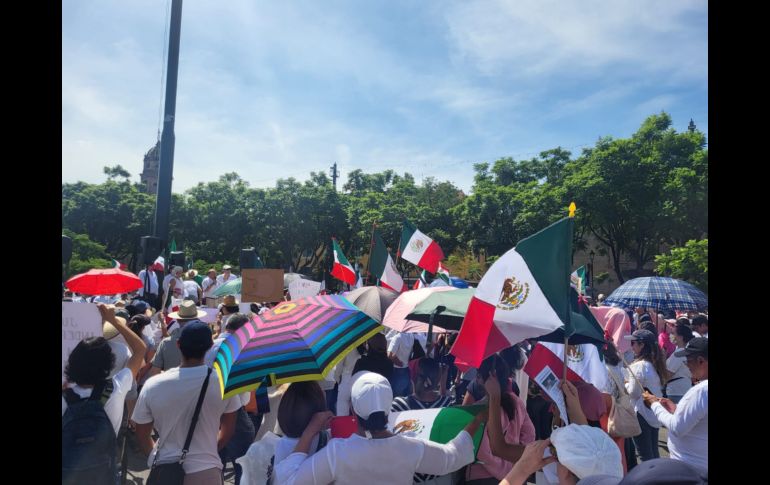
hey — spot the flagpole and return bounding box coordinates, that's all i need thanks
[563,202,577,382]
[364,221,377,286]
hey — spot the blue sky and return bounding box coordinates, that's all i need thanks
[62,0,708,194]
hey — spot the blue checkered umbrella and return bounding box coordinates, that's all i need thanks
[604,277,707,312]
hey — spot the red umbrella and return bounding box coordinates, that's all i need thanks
[66,268,143,295]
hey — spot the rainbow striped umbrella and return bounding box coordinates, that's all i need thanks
[213,294,383,398]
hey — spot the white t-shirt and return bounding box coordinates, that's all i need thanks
[162,274,184,308]
[626,360,663,427]
[62,368,133,435]
[387,331,414,369]
[132,366,241,474]
[201,277,219,298]
[183,280,202,301]
[216,273,238,285]
[274,430,475,485]
[665,350,692,397]
[652,380,708,474]
[274,431,330,466]
[137,270,159,296]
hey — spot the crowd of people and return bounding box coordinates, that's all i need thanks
[62,265,708,484]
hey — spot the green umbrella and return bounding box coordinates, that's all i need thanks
[213,277,242,297]
[405,288,475,331]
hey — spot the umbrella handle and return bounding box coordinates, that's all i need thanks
[426,306,446,357]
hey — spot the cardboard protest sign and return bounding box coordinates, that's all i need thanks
[198,307,220,324]
[288,279,321,300]
[241,269,284,303]
[62,302,103,381]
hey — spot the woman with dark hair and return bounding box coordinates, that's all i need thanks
[392,357,454,411]
[466,355,535,484]
[665,324,695,404]
[623,329,668,464]
[275,372,482,484]
[274,382,330,465]
[62,305,147,435]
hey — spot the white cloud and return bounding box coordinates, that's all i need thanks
[444,0,707,82]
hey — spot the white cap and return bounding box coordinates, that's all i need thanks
[550,424,623,479]
[350,371,392,419]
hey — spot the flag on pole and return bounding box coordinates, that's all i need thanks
[330,239,357,285]
[111,259,128,271]
[151,255,165,272]
[413,269,429,289]
[570,266,586,295]
[436,263,450,284]
[370,231,404,292]
[398,219,445,274]
[450,215,574,368]
[169,239,177,252]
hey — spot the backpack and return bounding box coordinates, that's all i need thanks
[62,379,117,485]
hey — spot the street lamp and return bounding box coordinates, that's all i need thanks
[588,250,595,299]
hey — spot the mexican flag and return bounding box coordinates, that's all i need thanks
[330,239,357,285]
[436,262,450,284]
[399,220,445,274]
[388,405,485,458]
[413,269,429,290]
[370,231,404,292]
[570,265,586,295]
[111,259,127,271]
[451,215,574,368]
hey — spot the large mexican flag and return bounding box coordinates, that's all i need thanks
[370,231,404,292]
[330,238,357,285]
[451,216,574,368]
[388,405,485,458]
[399,219,445,274]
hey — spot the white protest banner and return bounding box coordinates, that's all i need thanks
[288,279,322,300]
[239,302,256,315]
[198,307,220,324]
[62,302,103,382]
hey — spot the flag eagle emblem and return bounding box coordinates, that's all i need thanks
[497,277,530,310]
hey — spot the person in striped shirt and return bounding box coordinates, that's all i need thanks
[391,357,455,484]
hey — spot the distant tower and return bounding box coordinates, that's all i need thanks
[688,119,697,132]
[140,141,160,194]
[330,161,339,190]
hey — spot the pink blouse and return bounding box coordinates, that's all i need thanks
[467,392,536,480]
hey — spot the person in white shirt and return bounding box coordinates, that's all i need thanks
[387,330,414,397]
[665,323,694,403]
[201,268,220,307]
[644,337,708,475]
[623,329,667,464]
[183,270,203,305]
[62,304,147,435]
[133,321,241,484]
[137,264,160,306]
[216,265,238,286]
[274,371,482,485]
[161,266,185,312]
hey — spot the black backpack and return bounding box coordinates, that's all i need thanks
[62,379,117,485]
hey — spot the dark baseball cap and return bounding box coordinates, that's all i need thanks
[623,329,656,344]
[577,457,707,484]
[178,321,213,351]
[674,337,708,358]
[126,300,150,317]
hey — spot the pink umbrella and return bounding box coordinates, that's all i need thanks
[589,306,632,355]
[382,286,457,333]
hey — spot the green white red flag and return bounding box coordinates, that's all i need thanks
[330,238,357,285]
[436,262,450,284]
[570,265,586,295]
[399,220,445,274]
[111,259,127,271]
[451,216,574,368]
[370,231,404,292]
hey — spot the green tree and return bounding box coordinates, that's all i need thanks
[654,239,708,293]
[103,164,132,181]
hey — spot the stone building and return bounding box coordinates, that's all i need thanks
[139,141,160,195]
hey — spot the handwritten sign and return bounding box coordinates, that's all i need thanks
[288,279,321,300]
[62,302,103,382]
[241,269,284,303]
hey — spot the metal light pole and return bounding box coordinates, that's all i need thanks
[153,0,184,247]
